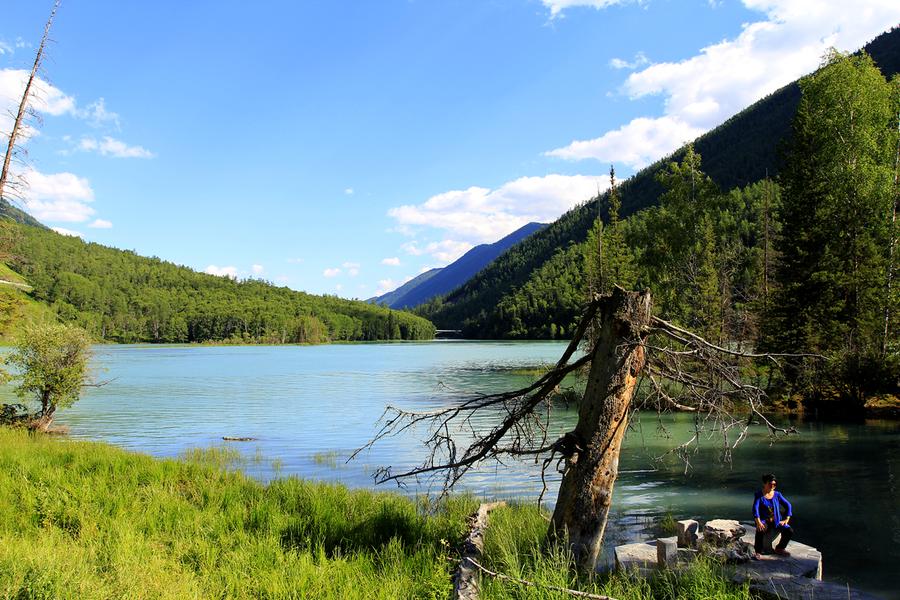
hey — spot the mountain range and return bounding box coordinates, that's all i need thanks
[369,222,545,309]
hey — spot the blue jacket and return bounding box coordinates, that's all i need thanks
[753,490,792,524]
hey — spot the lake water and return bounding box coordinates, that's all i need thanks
[4,341,898,598]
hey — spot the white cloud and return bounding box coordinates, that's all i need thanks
[401,240,474,264]
[205,265,238,279]
[609,52,649,70]
[18,168,96,223]
[88,218,112,229]
[323,267,341,278]
[546,1,900,169]
[547,116,704,170]
[375,279,396,296]
[0,69,76,144]
[342,261,360,276]
[381,257,401,266]
[344,188,354,195]
[389,174,603,245]
[0,41,13,55]
[0,69,75,118]
[287,257,304,264]
[251,264,265,275]
[335,284,344,292]
[78,136,154,159]
[51,227,83,238]
[79,98,121,130]
[541,0,636,17]
[275,275,290,284]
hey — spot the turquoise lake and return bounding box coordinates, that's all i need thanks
[4,341,898,598]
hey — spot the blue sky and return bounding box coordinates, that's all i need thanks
[2,1,898,298]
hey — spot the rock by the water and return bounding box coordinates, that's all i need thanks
[704,519,746,545]
[676,519,700,548]
[614,542,657,576]
[614,517,878,600]
[738,529,823,580]
[656,536,678,568]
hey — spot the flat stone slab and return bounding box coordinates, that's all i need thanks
[614,542,657,576]
[747,577,882,600]
[736,530,822,581]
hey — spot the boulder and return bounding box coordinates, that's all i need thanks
[676,519,700,548]
[704,519,746,546]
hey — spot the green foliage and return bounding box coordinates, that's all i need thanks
[0,427,476,599]
[585,166,637,297]
[2,220,434,344]
[4,322,91,418]
[423,28,900,341]
[764,50,900,404]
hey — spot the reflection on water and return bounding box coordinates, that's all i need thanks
[1,341,897,598]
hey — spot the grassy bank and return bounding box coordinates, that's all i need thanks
[0,428,475,599]
[0,429,758,599]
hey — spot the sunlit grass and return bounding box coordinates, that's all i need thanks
[0,428,756,599]
[0,427,475,599]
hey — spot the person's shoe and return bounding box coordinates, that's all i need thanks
[774,548,791,557]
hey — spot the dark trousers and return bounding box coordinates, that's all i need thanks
[755,522,792,553]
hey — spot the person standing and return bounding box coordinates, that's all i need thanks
[752,473,793,558]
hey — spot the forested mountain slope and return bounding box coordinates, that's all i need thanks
[424,26,900,336]
[0,221,434,343]
[0,198,44,228]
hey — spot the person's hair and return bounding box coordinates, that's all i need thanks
[761,473,776,484]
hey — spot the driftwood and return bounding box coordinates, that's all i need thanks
[222,436,257,442]
[453,501,505,600]
[467,558,620,600]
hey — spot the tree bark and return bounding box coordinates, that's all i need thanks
[549,287,653,571]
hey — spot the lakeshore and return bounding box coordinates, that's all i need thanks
[0,342,894,597]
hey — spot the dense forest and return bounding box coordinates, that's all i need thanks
[422,49,900,408]
[422,26,900,338]
[0,221,434,344]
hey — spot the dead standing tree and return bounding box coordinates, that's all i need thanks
[356,287,808,571]
[0,0,62,203]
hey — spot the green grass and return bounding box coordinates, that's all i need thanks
[0,428,477,599]
[0,263,56,344]
[0,263,28,286]
[658,511,678,536]
[479,504,756,600]
[0,428,758,599]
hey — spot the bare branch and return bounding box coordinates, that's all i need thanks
[466,558,619,600]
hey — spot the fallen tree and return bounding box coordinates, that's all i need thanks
[356,287,816,571]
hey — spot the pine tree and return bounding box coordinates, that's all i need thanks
[603,166,636,290]
[768,51,897,353]
[766,50,898,404]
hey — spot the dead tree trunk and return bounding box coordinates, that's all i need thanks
[549,288,652,570]
[0,0,61,202]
